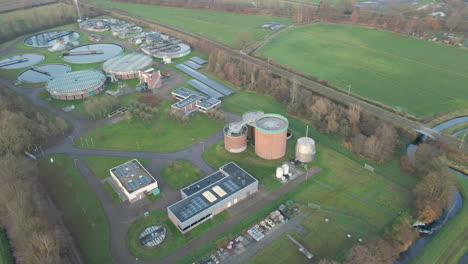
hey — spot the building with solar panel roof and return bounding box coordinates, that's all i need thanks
[109,159,158,202]
[170,87,221,115]
[167,162,258,233]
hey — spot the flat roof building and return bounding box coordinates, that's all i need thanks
[168,162,258,233]
[109,159,158,202]
[170,87,221,115]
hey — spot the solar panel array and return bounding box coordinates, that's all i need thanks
[187,79,223,99]
[128,176,152,191]
[190,57,207,65]
[222,179,240,193]
[183,60,202,70]
[180,197,209,220]
[176,64,234,96]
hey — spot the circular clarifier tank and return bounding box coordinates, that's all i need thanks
[0,54,45,69]
[18,64,71,83]
[24,31,80,47]
[62,43,123,64]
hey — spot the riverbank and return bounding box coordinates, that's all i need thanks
[407,172,467,264]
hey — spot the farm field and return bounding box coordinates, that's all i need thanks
[90,0,293,47]
[38,155,116,264]
[256,24,468,117]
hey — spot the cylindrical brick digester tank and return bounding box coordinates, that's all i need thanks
[254,114,288,160]
[224,122,248,153]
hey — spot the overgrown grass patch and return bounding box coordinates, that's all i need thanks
[160,160,204,190]
[38,155,116,264]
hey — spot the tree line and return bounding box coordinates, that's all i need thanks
[0,85,73,263]
[0,2,99,44]
[0,85,69,155]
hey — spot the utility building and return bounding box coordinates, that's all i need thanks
[109,159,158,202]
[167,162,258,233]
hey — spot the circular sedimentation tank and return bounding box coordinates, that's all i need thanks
[46,69,106,100]
[254,114,288,160]
[223,122,248,153]
[102,53,153,79]
[152,43,191,59]
[17,64,70,83]
[0,54,45,69]
[62,43,123,64]
[295,137,316,163]
[24,31,80,47]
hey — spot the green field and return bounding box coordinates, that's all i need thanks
[80,100,223,152]
[38,155,116,264]
[256,24,468,117]
[0,229,14,264]
[160,160,204,190]
[243,149,410,263]
[410,172,468,264]
[127,209,227,259]
[91,0,292,47]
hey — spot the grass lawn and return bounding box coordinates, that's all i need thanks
[247,211,374,264]
[410,172,468,264]
[80,100,224,152]
[0,229,14,264]
[160,160,204,189]
[90,0,292,47]
[256,24,468,117]
[38,155,116,264]
[127,209,228,259]
[84,156,150,180]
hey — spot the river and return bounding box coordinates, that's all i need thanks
[398,116,468,264]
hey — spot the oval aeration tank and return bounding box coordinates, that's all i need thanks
[295,137,316,163]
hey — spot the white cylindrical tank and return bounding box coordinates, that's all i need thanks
[282,163,289,175]
[276,167,283,179]
[295,137,316,163]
